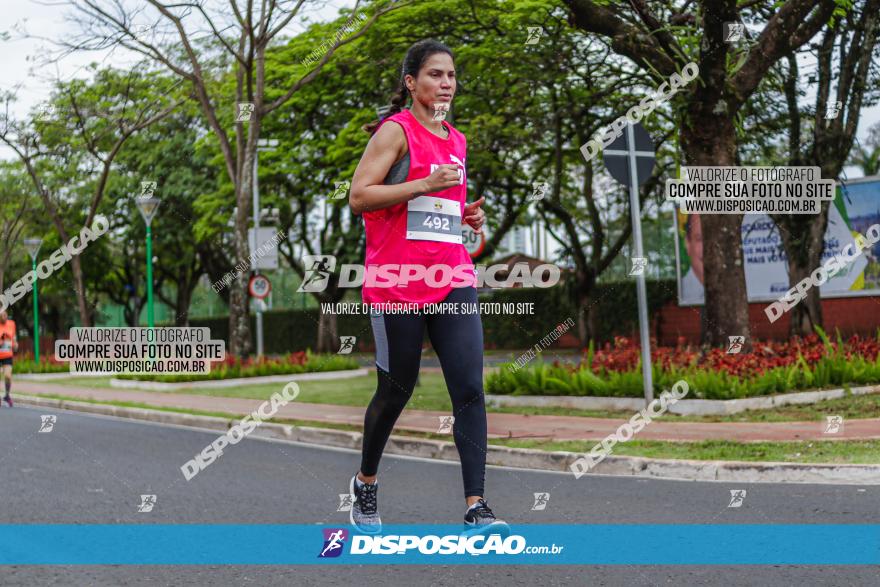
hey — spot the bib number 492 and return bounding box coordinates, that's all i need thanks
[422,215,451,231]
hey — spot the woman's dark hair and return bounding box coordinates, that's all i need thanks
[362,39,454,134]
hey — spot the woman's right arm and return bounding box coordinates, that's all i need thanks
[349,121,460,216]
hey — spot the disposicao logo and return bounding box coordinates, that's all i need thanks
[318,528,348,558]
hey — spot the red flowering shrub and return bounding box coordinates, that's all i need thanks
[490,329,880,399]
[587,333,880,379]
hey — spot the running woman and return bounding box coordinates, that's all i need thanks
[347,39,508,537]
[0,310,19,407]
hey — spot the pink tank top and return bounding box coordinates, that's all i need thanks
[361,108,476,307]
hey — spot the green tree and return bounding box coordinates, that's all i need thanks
[0,65,179,326]
[0,161,37,293]
[62,0,408,356]
[259,0,682,349]
[770,0,880,336]
[849,122,880,176]
[100,97,222,326]
[562,0,845,347]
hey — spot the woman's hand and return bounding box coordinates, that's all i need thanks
[463,196,485,233]
[421,164,461,194]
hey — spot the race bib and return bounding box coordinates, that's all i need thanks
[0,341,10,352]
[406,196,462,243]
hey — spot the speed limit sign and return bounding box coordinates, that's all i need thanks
[461,226,486,258]
[248,274,271,299]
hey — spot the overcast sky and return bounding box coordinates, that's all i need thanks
[0,0,349,119]
[1,0,877,177]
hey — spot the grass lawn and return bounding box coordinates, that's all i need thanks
[40,371,880,423]
[23,392,880,464]
[493,438,880,465]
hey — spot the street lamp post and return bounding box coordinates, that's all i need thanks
[23,238,42,364]
[136,197,161,328]
[253,138,278,357]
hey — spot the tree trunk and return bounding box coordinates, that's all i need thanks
[701,213,750,345]
[680,119,751,348]
[776,209,829,336]
[228,150,255,357]
[317,304,338,353]
[175,283,194,327]
[576,290,589,346]
[786,259,823,336]
[586,299,600,344]
[125,299,145,327]
[69,255,92,327]
[228,271,251,356]
[570,267,597,347]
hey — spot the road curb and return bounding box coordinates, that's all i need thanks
[486,383,880,416]
[17,395,880,485]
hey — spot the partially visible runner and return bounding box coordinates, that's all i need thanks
[0,310,18,407]
[347,39,508,538]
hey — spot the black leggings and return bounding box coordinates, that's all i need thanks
[360,286,487,498]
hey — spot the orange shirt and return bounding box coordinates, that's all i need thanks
[0,319,16,359]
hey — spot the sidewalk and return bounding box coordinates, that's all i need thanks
[15,381,880,442]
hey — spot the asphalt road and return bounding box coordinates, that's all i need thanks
[1,404,878,586]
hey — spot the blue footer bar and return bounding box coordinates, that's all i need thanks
[1,524,878,565]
